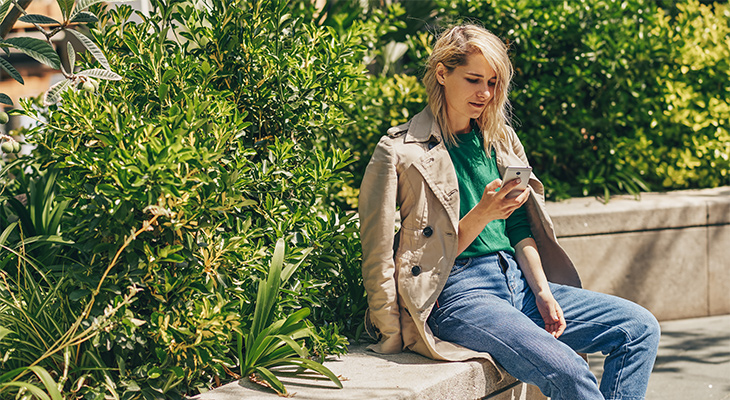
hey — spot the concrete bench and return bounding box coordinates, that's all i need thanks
[194,344,546,399]
[546,186,730,321]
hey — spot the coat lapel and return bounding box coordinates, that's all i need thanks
[406,109,461,232]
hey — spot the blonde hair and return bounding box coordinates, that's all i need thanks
[423,24,513,149]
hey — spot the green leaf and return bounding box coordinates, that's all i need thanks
[0,221,18,246]
[18,235,74,246]
[69,289,91,301]
[237,333,244,377]
[0,366,63,400]
[0,55,24,83]
[272,334,307,358]
[56,0,75,19]
[252,367,286,395]
[0,93,11,105]
[67,44,76,72]
[288,358,343,389]
[0,326,12,342]
[3,37,61,69]
[0,1,12,23]
[281,247,312,284]
[70,11,97,23]
[43,79,71,105]
[27,366,63,400]
[66,29,110,70]
[19,14,60,25]
[70,0,128,19]
[0,382,52,400]
[78,68,122,81]
[251,238,285,338]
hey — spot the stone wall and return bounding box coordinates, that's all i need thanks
[546,186,730,321]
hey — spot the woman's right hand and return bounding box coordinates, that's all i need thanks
[475,178,530,222]
[456,178,530,255]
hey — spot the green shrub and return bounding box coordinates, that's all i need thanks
[648,0,730,188]
[4,0,368,396]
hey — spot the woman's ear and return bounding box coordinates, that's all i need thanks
[436,62,447,85]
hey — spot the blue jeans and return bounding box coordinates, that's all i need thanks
[427,252,660,400]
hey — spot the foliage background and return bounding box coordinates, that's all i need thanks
[340,0,730,201]
[0,0,728,398]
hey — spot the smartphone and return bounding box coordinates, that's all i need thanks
[501,166,532,198]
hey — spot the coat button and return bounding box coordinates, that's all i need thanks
[423,226,433,237]
[411,266,422,276]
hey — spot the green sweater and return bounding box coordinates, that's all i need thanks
[447,127,533,259]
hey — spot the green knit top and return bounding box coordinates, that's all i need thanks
[447,127,533,259]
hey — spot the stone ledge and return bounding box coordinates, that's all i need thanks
[194,344,546,400]
[546,186,730,320]
[545,186,730,237]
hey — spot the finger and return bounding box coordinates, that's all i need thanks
[496,179,522,200]
[500,178,522,191]
[554,310,566,338]
[545,323,559,338]
[485,178,502,193]
[514,187,530,203]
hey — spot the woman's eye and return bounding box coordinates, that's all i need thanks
[466,78,479,83]
[488,80,497,87]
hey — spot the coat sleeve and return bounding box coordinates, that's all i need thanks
[358,136,403,354]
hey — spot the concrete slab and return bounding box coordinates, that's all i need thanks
[589,314,730,400]
[546,186,730,237]
[547,186,730,321]
[559,227,709,321]
[197,315,730,400]
[194,345,546,400]
[710,225,730,315]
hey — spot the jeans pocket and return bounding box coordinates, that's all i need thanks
[449,257,472,276]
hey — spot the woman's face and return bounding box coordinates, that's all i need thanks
[437,52,497,134]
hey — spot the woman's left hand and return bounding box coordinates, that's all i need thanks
[535,291,566,339]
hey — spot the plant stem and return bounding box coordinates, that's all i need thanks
[5,213,160,386]
[8,0,74,78]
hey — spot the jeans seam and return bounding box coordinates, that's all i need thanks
[443,313,566,399]
[563,318,634,399]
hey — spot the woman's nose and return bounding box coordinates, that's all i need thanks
[478,86,491,99]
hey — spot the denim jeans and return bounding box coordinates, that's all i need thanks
[427,251,660,400]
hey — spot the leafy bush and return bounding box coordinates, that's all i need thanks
[2,0,368,397]
[647,0,730,188]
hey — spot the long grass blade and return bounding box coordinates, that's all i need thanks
[27,366,63,400]
[252,367,286,396]
[0,381,52,400]
[284,358,343,389]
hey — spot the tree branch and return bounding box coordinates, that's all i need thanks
[0,0,33,39]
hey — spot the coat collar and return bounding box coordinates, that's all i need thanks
[404,108,442,144]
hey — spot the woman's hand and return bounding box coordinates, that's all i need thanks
[535,290,566,338]
[456,178,529,255]
[474,178,530,222]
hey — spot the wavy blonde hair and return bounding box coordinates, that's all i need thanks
[423,24,513,150]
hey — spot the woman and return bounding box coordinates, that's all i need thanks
[359,24,660,400]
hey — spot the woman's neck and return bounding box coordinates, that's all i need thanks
[450,119,473,135]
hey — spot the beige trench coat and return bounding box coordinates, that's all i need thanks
[359,108,582,370]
